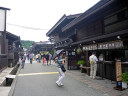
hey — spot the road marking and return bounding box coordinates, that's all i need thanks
[18,72,59,76]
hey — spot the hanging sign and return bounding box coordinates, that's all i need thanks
[83,44,97,51]
[83,40,123,50]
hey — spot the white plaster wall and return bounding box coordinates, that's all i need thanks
[0,9,5,31]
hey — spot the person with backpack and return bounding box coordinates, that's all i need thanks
[89,51,98,79]
[56,53,65,86]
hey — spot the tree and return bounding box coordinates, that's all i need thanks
[21,40,35,49]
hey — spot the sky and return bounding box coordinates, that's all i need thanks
[0,0,100,42]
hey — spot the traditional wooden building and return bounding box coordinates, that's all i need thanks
[6,32,21,67]
[46,14,81,69]
[0,7,10,72]
[46,14,81,48]
[46,0,128,81]
[62,0,128,80]
[31,41,53,54]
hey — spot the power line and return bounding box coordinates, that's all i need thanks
[7,23,49,30]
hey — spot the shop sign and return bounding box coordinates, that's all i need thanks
[116,62,122,81]
[83,40,123,50]
[98,44,102,49]
[115,41,123,48]
[108,42,115,49]
[72,52,75,55]
[98,40,123,49]
[83,44,97,51]
[103,43,109,49]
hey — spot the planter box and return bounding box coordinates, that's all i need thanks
[122,82,127,88]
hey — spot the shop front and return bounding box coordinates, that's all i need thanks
[83,40,128,81]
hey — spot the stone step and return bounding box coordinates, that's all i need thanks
[0,87,11,96]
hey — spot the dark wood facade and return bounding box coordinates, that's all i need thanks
[46,0,128,80]
[0,7,10,72]
[62,0,128,80]
[6,32,21,67]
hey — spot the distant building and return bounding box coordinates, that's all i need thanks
[31,41,53,54]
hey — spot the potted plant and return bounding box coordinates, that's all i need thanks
[77,60,85,67]
[122,72,128,88]
[76,47,82,54]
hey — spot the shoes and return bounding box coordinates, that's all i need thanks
[56,82,63,87]
[60,83,63,86]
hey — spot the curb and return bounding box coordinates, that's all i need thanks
[8,64,21,96]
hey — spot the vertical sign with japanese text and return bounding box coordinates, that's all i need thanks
[116,62,122,81]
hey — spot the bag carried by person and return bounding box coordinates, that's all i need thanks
[90,56,95,65]
[60,64,66,72]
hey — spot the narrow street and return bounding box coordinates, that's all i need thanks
[10,60,104,96]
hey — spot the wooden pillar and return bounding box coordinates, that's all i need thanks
[86,51,89,66]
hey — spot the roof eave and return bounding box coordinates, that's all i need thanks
[0,6,10,10]
[62,0,115,32]
[46,14,67,36]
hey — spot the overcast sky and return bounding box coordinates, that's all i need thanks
[0,0,100,42]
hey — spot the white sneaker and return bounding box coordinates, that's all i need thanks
[60,83,63,86]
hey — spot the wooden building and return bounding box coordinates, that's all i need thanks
[46,0,128,81]
[62,0,128,80]
[6,32,21,67]
[46,14,81,69]
[31,41,53,54]
[0,7,10,72]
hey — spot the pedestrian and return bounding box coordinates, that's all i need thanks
[29,53,33,64]
[56,53,65,86]
[27,53,29,60]
[24,53,27,61]
[89,51,98,79]
[21,55,25,68]
[42,53,46,64]
[49,53,52,65]
[38,53,41,63]
[36,54,39,62]
[45,52,49,65]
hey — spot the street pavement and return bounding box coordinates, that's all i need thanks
[8,59,128,96]
[10,60,105,96]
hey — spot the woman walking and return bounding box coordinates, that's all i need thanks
[56,53,65,86]
[21,55,25,68]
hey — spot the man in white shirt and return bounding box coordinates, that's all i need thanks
[89,52,98,79]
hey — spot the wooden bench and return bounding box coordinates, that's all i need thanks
[80,66,90,76]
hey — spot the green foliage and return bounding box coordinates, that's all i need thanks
[122,72,128,83]
[76,47,82,54]
[21,40,35,49]
[77,60,85,65]
[50,49,54,56]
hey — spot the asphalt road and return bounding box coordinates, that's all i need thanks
[11,61,104,96]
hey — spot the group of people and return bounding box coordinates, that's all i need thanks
[20,51,98,87]
[55,51,98,87]
[40,52,52,65]
[20,53,34,68]
[20,52,53,68]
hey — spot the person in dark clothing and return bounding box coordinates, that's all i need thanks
[21,55,25,68]
[45,53,49,65]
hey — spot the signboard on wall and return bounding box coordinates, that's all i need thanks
[83,40,123,51]
[116,62,122,81]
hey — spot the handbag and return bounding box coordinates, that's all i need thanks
[60,64,66,72]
